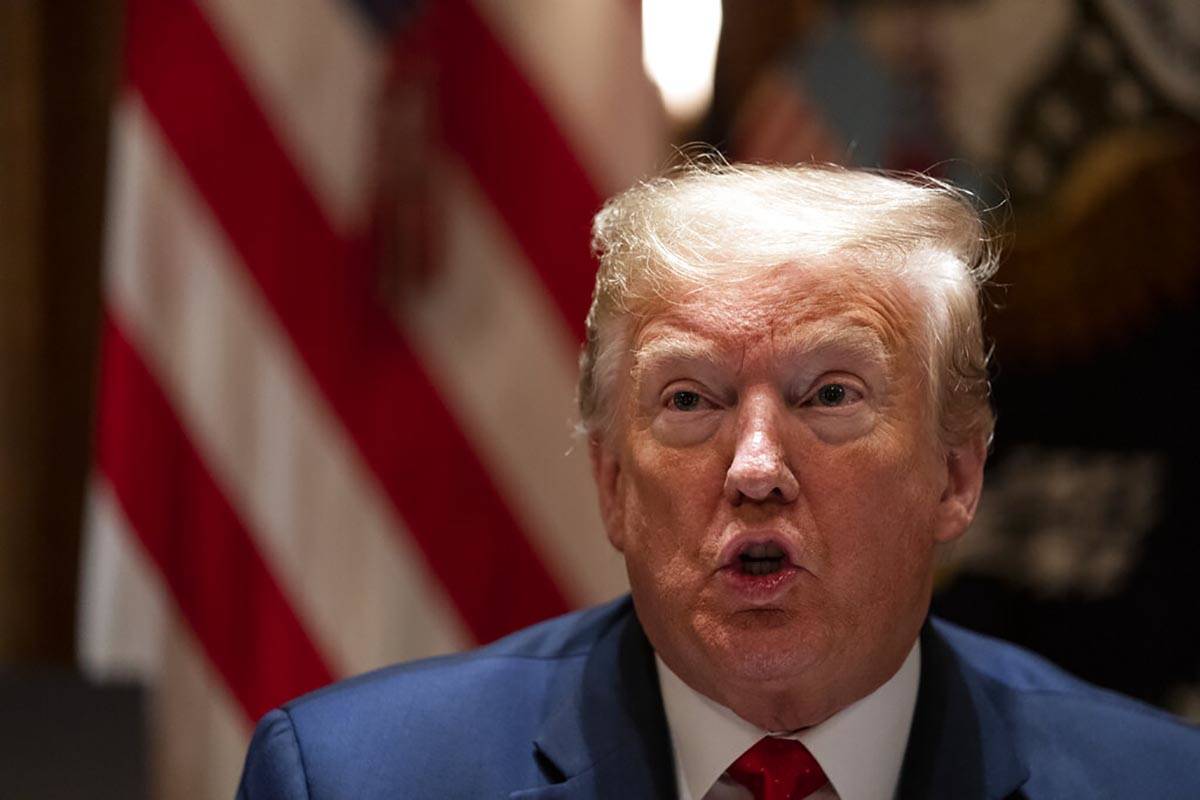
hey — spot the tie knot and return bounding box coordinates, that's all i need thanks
[726,737,828,800]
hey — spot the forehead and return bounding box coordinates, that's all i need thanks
[630,265,919,367]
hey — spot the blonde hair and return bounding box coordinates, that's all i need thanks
[579,161,998,447]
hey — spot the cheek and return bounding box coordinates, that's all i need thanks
[619,442,724,561]
[618,483,697,621]
[808,440,941,580]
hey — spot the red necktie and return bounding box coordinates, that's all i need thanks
[726,737,829,800]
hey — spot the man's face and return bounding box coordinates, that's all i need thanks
[592,265,984,728]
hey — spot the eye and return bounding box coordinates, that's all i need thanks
[668,390,705,411]
[815,383,847,406]
[805,381,863,408]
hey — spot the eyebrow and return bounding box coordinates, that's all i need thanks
[632,319,891,378]
[777,319,891,364]
[632,331,721,370]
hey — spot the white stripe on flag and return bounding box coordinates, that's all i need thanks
[104,96,469,677]
[473,0,667,193]
[79,480,250,800]
[404,159,629,607]
[197,0,386,232]
[78,478,169,680]
[154,617,250,800]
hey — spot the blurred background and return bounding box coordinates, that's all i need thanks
[1,0,1197,796]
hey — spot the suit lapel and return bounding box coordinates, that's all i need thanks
[899,619,1029,800]
[512,600,677,800]
[514,605,1031,799]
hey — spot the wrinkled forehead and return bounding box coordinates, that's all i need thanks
[626,261,923,367]
[630,316,893,383]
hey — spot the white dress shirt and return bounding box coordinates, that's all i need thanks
[655,642,920,800]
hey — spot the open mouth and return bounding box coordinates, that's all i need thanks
[737,542,788,576]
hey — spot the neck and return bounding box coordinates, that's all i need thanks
[686,646,913,732]
[720,677,870,732]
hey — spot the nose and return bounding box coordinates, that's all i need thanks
[723,392,800,506]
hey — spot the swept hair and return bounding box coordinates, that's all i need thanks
[578,161,999,447]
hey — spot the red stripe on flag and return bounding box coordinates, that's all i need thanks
[122,0,570,642]
[95,316,334,721]
[425,0,605,342]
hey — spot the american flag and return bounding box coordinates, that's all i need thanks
[77,1,665,796]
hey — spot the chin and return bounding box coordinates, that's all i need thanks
[695,608,830,687]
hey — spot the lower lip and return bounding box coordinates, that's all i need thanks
[717,563,803,604]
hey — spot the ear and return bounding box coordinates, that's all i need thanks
[932,434,987,544]
[589,435,626,552]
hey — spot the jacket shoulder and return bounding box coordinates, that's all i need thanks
[931,617,1200,798]
[238,598,633,799]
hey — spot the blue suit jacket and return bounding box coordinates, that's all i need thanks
[237,596,1200,799]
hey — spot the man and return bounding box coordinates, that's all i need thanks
[238,164,1200,799]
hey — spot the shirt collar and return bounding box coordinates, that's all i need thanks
[656,641,921,800]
